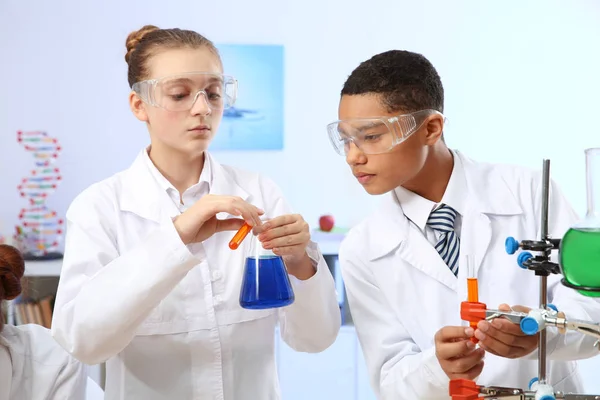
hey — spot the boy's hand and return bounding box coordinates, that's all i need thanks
[475,304,539,359]
[435,326,485,380]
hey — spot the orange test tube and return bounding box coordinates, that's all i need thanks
[467,278,479,303]
[466,255,480,344]
[467,278,480,344]
[229,222,252,250]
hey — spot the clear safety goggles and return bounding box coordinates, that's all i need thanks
[326,109,444,155]
[132,72,238,112]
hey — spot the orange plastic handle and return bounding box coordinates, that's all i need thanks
[449,379,481,400]
[460,301,487,322]
[229,222,252,250]
[460,300,487,344]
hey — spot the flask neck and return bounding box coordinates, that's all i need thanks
[585,148,600,218]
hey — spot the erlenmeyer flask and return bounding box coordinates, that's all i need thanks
[239,233,295,309]
[559,148,600,297]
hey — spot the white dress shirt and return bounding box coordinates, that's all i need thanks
[143,147,211,213]
[394,150,467,247]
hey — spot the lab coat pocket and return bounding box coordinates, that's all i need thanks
[136,313,212,336]
[136,306,212,336]
[217,308,274,326]
[135,270,212,336]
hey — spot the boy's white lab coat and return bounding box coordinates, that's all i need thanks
[0,324,87,400]
[51,149,341,400]
[340,151,600,400]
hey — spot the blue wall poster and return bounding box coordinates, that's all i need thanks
[210,44,284,151]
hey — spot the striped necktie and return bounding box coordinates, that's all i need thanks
[426,204,460,276]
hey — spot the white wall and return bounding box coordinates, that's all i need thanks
[2,0,600,394]
[2,0,600,236]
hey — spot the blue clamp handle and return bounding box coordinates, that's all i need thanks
[505,237,520,254]
[521,316,539,335]
[529,377,556,400]
[547,304,558,312]
[517,252,533,269]
[528,377,538,389]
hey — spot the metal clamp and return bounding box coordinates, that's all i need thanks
[485,310,529,324]
[563,319,600,341]
[450,379,600,400]
[460,302,531,327]
[449,378,529,400]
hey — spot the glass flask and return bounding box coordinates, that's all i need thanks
[559,148,600,297]
[239,232,295,309]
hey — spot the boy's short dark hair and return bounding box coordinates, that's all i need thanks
[341,50,444,114]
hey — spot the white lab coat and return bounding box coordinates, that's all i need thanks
[51,149,341,400]
[0,323,87,400]
[339,151,600,400]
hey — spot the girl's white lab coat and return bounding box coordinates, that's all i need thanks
[339,151,600,400]
[0,324,87,400]
[51,149,341,400]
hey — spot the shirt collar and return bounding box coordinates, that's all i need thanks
[394,149,467,231]
[143,146,212,197]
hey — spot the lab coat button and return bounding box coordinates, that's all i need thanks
[213,295,223,305]
[212,270,222,281]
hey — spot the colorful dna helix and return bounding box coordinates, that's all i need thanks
[14,130,64,260]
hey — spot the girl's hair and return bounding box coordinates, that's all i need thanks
[0,245,25,332]
[125,25,221,87]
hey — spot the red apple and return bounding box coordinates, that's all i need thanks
[319,215,335,232]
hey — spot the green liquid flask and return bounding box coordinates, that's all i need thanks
[559,148,600,297]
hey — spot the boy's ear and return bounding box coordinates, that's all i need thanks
[423,114,444,145]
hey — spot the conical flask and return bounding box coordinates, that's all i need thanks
[239,232,295,309]
[559,148,600,297]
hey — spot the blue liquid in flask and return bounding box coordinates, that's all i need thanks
[240,255,295,309]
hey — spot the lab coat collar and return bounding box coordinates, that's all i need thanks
[143,146,212,195]
[119,148,249,222]
[458,150,523,216]
[366,150,523,262]
[365,193,411,262]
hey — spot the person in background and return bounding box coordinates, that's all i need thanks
[51,25,341,400]
[0,244,87,400]
[328,49,600,399]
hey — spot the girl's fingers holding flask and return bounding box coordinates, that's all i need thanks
[263,232,307,250]
[256,214,308,242]
[271,244,305,256]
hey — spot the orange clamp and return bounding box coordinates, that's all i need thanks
[460,301,487,323]
[460,301,487,344]
[449,379,481,400]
